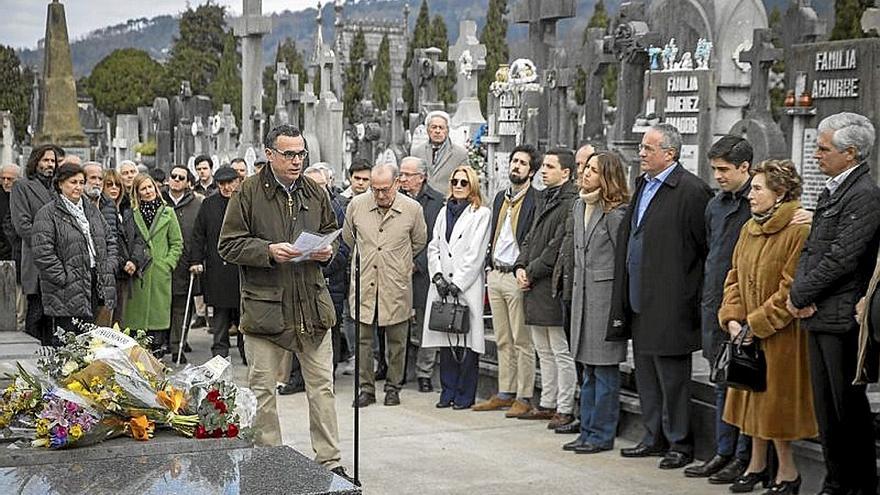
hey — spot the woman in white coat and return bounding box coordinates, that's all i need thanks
[422,165,492,409]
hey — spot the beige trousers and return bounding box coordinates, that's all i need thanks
[531,325,577,415]
[245,331,341,469]
[487,270,535,399]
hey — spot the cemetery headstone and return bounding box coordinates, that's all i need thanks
[151,98,172,171]
[232,0,272,149]
[449,20,487,130]
[113,114,140,165]
[0,112,14,166]
[408,47,448,114]
[581,27,616,144]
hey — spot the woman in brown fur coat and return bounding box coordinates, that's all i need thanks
[718,160,818,494]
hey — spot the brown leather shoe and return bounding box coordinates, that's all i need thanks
[504,399,532,418]
[548,413,575,429]
[472,395,515,412]
[517,406,556,420]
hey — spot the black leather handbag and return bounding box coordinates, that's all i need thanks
[428,296,470,334]
[711,324,767,392]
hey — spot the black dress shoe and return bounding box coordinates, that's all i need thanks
[620,443,667,458]
[384,389,400,406]
[730,469,771,493]
[575,442,613,454]
[554,420,581,434]
[435,400,453,408]
[763,476,801,494]
[452,403,471,410]
[353,391,376,408]
[183,342,192,353]
[330,466,360,487]
[659,451,693,469]
[709,458,749,485]
[685,454,733,478]
[418,378,434,393]
[277,381,305,395]
[375,363,388,381]
[562,438,587,451]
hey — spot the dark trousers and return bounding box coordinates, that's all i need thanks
[633,352,693,454]
[26,293,53,346]
[438,347,480,407]
[715,383,751,461]
[808,330,878,494]
[211,307,241,358]
[578,364,621,449]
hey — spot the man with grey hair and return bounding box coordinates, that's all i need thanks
[788,112,880,495]
[609,123,712,469]
[343,161,427,407]
[410,111,468,192]
[398,155,445,392]
[0,164,23,330]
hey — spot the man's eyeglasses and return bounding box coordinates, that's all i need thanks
[450,178,469,187]
[373,185,396,195]
[400,172,423,178]
[271,148,309,161]
[170,173,187,181]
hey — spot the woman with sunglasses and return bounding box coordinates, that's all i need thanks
[122,173,183,356]
[421,166,492,409]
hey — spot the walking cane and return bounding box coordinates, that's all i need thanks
[176,272,196,365]
[353,227,361,485]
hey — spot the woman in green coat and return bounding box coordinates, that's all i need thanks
[123,173,183,356]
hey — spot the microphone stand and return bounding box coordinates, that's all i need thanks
[353,226,361,485]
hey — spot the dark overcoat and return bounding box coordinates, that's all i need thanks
[514,180,578,327]
[412,183,445,313]
[191,193,239,309]
[607,163,712,355]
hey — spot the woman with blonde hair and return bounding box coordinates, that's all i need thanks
[719,159,817,494]
[422,165,492,409]
[122,173,183,356]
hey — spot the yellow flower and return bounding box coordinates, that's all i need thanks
[128,415,154,441]
[67,381,84,393]
[157,387,187,414]
[35,419,49,437]
[69,424,83,440]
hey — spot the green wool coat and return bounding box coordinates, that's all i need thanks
[123,205,183,330]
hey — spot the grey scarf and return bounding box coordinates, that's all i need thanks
[60,195,96,268]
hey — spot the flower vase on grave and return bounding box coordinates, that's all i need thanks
[784,90,796,107]
[797,90,813,107]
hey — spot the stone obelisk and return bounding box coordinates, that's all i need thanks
[34,0,88,151]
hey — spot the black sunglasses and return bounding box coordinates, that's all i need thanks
[450,178,469,187]
[170,173,187,181]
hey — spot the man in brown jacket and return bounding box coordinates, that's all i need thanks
[343,162,428,407]
[218,125,352,481]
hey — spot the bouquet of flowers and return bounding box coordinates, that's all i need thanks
[0,365,44,432]
[31,388,122,449]
[194,381,241,439]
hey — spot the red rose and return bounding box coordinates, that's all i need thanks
[211,428,223,438]
[226,424,239,438]
[195,425,207,439]
[213,400,228,414]
[206,389,220,403]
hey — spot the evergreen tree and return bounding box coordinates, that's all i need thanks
[478,0,509,114]
[403,0,433,114]
[165,3,227,95]
[372,35,392,111]
[262,39,310,116]
[587,0,610,29]
[830,0,871,40]
[82,48,165,119]
[344,29,367,121]
[430,15,454,106]
[207,32,242,122]
[0,46,32,142]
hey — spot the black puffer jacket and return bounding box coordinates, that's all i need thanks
[31,198,117,319]
[514,180,579,326]
[791,164,880,333]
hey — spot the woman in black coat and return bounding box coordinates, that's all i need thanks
[31,164,116,340]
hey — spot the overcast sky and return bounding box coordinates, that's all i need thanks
[0,0,318,49]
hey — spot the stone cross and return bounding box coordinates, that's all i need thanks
[778,0,825,53]
[232,0,272,148]
[738,29,782,118]
[581,27,616,142]
[448,20,486,101]
[862,1,880,36]
[150,97,172,170]
[511,0,576,72]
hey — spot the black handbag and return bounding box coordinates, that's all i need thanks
[428,296,470,334]
[711,324,767,392]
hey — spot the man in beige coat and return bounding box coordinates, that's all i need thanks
[343,162,428,407]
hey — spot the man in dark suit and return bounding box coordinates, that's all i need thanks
[788,112,880,495]
[399,156,445,392]
[472,144,540,417]
[608,123,712,470]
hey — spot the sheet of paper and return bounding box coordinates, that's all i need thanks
[288,229,342,262]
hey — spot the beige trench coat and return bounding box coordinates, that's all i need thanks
[343,191,428,326]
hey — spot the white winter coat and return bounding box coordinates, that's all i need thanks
[421,204,492,352]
